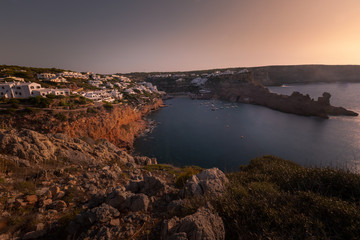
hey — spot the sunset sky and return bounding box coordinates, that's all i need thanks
[1,0,360,73]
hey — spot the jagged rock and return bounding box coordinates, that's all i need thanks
[318,92,331,105]
[50,200,67,212]
[106,188,130,210]
[68,203,120,237]
[22,230,47,239]
[126,174,167,196]
[129,194,149,212]
[25,195,38,204]
[89,203,120,223]
[36,223,45,231]
[15,198,26,207]
[181,168,228,197]
[106,189,150,212]
[167,199,187,216]
[49,186,60,197]
[0,234,10,240]
[134,156,157,165]
[55,191,65,199]
[0,129,135,166]
[162,207,225,240]
[40,199,52,207]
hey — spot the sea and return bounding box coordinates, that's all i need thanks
[134,82,360,172]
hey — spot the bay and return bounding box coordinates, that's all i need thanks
[134,83,360,172]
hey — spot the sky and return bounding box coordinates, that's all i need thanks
[1,0,360,73]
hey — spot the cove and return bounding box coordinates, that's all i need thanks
[134,83,360,172]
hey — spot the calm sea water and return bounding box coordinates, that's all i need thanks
[134,83,360,172]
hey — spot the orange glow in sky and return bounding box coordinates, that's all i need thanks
[1,0,360,72]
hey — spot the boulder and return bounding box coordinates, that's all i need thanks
[50,200,67,212]
[134,156,157,165]
[162,207,225,240]
[181,168,228,197]
[129,194,150,212]
[126,174,167,196]
[106,189,150,212]
[25,195,38,204]
[22,230,47,239]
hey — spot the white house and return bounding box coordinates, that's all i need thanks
[33,88,70,97]
[88,80,103,87]
[0,82,42,98]
[37,73,56,80]
[50,76,68,83]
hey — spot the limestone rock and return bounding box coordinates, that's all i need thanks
[134,156,157,165]
[25,195,38,204]
[106,189,149,212]
[0,129,135,166]
[50,200,67,212]
[22,230,47,239]
[181,168,228,197]
[162,207,225,240]
[129,194,149,212]
[126,174,167,196]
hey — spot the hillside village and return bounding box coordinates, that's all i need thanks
[0,66,164,104]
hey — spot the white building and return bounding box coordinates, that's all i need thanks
[33,88,70,97]
[37,73,56,80]
[191,77,208,86]
[0,82,42,98]
[88,80,103,87]
[46,76,68,83]
[58,71,88,79]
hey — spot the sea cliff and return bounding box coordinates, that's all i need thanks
[0,98,164,149]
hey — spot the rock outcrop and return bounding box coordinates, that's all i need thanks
[181,168,229,197]
[162,207,225,240]
[0,128,134,165]
[217,82,358,118]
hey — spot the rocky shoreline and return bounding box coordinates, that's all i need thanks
[0,128,228,240]
[215,83,358,118]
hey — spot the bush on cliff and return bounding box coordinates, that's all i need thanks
[212,155,360,240]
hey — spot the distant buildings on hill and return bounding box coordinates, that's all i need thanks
[0,81,70,99]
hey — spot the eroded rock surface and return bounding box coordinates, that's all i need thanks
[181,168,229,197]
[162,207,225,240]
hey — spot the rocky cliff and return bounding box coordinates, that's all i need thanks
[215,82,358,118]
[0,129,227,240]
[0,99,163,149]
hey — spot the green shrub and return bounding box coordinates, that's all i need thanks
[54,113,67,121]
[13,181,36,194]
[29,96,52,108]
[103,102,113,110]
[87,107,98,113]
[46,93,57,99]
[175,166,203,188]
[211,155,360,240]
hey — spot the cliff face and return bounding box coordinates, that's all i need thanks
[52,99,163,149]
[0,99,164,149]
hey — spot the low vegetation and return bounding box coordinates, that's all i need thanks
[143,164,203,188]
[211,155,360,240]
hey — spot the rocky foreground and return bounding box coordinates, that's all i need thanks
[0,129,228,240]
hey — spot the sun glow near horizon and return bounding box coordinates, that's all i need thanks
[1,0,360,72]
